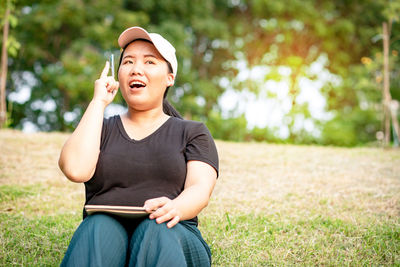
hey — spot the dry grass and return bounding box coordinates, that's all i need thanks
[207,141,400,219]
[0,129,399,265]
[0,129,84,217]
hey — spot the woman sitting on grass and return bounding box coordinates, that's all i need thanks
[58,26,219,267]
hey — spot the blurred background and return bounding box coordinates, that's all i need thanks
[0,0,399,147]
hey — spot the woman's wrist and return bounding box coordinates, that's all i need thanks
[89,98,108,110]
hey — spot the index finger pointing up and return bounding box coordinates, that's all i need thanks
[100,61,110,78]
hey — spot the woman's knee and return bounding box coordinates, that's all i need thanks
[136,218,168,233]
[128,219,210,267]
[85,213,129,247]
[85,213,125,231]
[61,214,128,267]
[128,219,185,266]
[133,218,182,243]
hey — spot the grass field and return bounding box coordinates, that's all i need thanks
[0,129,399,266]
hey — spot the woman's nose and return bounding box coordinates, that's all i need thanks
[130,62,144,76]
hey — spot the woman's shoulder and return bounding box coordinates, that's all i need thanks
[168,117,214,143]
[168,117,209,132]
[102,114,121,128]
[101,115,122,136]
[104,114,120,123]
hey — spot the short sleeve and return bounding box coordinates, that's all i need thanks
[185,123,219,177]
[100,116,118,150]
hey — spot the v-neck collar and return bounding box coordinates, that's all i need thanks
[116,115,172,143]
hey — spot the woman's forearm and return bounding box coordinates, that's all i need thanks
[173,161,217,221]
[58,100,106,182]
[145,161,217,228]
[172,183,213,221]
[146,184,213,228]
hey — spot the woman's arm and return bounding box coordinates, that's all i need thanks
[144,160,217,228]
[58,62,119,183]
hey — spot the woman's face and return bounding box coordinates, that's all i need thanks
[118,40,174,111]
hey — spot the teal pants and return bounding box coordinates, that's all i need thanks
[60,214,211,267]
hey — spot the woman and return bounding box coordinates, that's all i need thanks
[58,26,219,267]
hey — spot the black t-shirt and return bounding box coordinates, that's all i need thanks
[84,115,219,224]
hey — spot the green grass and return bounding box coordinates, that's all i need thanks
[1,212,397,266]
[0,184,42,203]
[0,129,399,266]
[0,214,80,266]
[201,213,399,266]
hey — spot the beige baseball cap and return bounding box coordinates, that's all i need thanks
[118,26,178,76]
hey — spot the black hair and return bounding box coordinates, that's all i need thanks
[118,39,182,119]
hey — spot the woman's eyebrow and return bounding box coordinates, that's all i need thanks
[122,54,133,60]
[122,54,159,60]
[143,54,160,59]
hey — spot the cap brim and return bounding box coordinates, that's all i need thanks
[117,26,178,76]
[118,27,151,49]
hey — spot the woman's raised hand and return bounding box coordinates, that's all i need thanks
[93,61,119,107]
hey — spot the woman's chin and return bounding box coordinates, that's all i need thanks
[124,97,155,111]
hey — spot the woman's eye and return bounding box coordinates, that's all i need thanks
[123,60,133,65]
[145,60,155,64]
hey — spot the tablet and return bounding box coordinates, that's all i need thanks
[85,205,149,219]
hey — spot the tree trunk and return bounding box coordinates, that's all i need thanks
[0,3,10,128]
[390,100,400,144]
[382,21,400,146]
[382,22,391,145]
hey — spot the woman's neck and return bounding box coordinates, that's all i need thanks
[124,106,169,127]
[120,107,170,141]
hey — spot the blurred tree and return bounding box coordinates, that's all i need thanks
[4,0,400,147]
[7,0,150,131]
[0,0,19,128]
[228,0,400,146]
[0,1,10,128]
[381,1,400,145]
[319,0,400,146]
[6,0,237,132]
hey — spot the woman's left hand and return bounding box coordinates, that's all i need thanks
[144,197,182,228]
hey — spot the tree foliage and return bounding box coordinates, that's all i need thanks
[3,0,400,146]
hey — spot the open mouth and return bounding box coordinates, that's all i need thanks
[129,80,146,89]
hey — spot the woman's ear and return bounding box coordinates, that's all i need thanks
[167,73,175,87]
